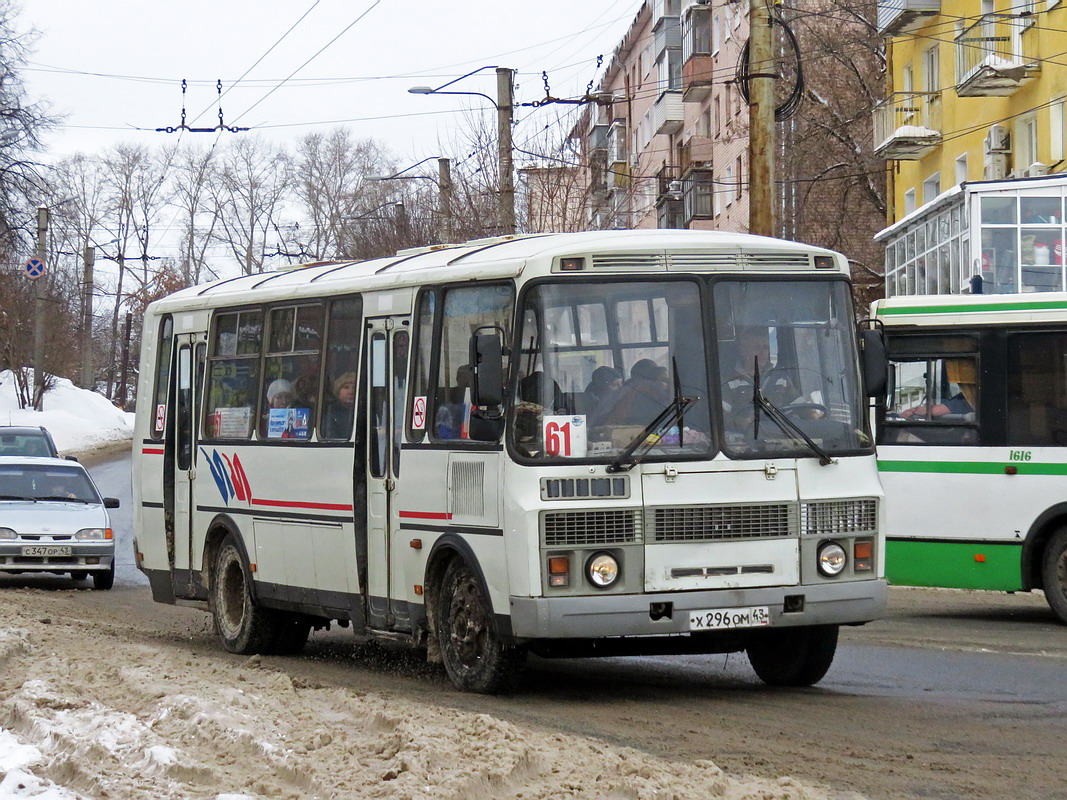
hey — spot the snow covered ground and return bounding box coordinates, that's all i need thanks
[0,374,856,799]
[0,371,134,460]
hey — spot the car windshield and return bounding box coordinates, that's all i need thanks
[713,279,871,459]
[0,465,100,503]
[509,279,712,461]
[0,431,54,458]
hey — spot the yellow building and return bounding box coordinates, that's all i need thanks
[875,0,1067,295]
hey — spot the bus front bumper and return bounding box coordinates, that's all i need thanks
[508,579,887,639]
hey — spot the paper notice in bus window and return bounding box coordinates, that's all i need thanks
[543,415,587,458]
[213,407,252,438]
[268,408,310,439]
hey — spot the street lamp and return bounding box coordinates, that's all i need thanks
[368,157,453,243]
[408,66,515,235]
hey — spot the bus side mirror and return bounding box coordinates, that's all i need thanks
[859,327,888,398]
[469,331,504,408]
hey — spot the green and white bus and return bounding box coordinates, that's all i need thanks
[874,292,1067,622]
[133,229,887,693]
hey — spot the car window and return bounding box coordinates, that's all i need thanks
[0,431,57,458]
[0,465,99,503]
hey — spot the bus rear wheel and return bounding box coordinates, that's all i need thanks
[211,534,277,654]
[436,558,525,694]
[746,624,839,687]
[1041,528,1067,624]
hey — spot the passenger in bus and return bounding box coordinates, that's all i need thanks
[723,328,799,408]
[322,372,356,439]
[266,379,296,409]
[594,359,670,426]
[585,366,623,404]
[435,365,472,439]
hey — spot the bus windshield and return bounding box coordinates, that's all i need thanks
[510,279,712,461]
[714,279,869,459]
[509,277,870,464]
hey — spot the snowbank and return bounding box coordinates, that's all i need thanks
[0,371,133,461]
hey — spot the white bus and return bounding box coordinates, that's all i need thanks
[134,230,887,693]
[874,292,1067,622]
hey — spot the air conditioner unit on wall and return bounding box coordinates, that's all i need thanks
[984,152,1009,180]
[1028,161,1049,177]
[985,124,1011,154]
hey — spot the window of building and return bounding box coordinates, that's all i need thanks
[682,3,711,60]
[736,155,744,200]
[881,334,979,446]
[712,13,720,54]
[1051,99,1064,163]
[683,170,714,220]
[1015,114,1038,173]
[205,309,262,440]
[921,45,939,94]
[923,172,941,204]
[904,188,917,215]
[955,153,968,185]
[724,164,735,206]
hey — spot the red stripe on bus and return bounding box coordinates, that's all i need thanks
[142,448,165,455]
[251,497,353,512]
[399,510,452,520]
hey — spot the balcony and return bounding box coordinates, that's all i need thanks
[589,123,609,154]
[654,14,681,60]
[654,90,685,136]
[873,91,942,160]
[877,0,940,37]
[607,120,628,167]
[955,14,1039,97]
[680,135,714,175]
[655,163,680,203]
[682,54,713,102]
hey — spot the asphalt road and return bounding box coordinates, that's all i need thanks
[37,452,1067,798]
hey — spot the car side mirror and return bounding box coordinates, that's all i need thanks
[859,326,888,398]
[469,329,505,408]
[103,497,120,509]
[65,455,79,462]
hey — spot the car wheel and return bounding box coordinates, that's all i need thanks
[746,625,839,687]
[69,571,88,581]
[1041,528,1067,624]
[92,562,115,591]
[436,558,525,694]
[210,533,278,654]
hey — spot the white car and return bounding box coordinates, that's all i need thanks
[0,456,120,590]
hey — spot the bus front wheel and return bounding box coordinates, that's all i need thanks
[1041,528,1067,624]
[436,558,525,694]
[746,624,839,687]
[211,534,277,654]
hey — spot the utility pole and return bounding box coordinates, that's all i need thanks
[496,67,516,235]
[33,207,47,410]
[438,157,453,243]
[82,246,95,389]
[748,0,776,237]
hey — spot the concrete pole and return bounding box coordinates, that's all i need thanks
[33,206,47,410]
[748,0,776,237]
[496,67,516,235]
[438,157,453,243]
[82,246,95,389]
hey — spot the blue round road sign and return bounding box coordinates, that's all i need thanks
[24,257,45,280]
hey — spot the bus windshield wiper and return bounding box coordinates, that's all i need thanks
[607,395,698,473]
[751,359,833,467]
[0,495,36,501]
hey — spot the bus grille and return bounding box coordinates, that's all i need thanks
[650,504,796,542]
[542,510,641,546]
[800,499,878,536]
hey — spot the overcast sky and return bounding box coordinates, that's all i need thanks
[20,0,645,168]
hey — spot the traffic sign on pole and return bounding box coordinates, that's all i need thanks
[24,257,45,280]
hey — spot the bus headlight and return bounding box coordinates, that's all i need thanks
[586,552,619,588]
[817,541,847,577]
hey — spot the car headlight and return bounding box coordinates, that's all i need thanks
[817,541,847,577]
[586,552,620,588]
[0,527,16,540]
[75,528,112,541]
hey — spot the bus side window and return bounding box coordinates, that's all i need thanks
[204,310,262,440]
[320,296,363,441]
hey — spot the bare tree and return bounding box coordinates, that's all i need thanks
[170,143,220,285]
[211,136,291,274]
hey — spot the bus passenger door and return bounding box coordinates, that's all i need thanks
[168,335,202,595]
[363,317,409,630]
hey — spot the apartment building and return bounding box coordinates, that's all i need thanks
[876,0,1067,296]
[576,0,749,232]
